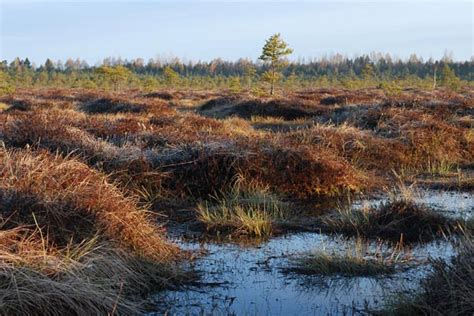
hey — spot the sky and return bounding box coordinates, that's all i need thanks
[1,0,473,65]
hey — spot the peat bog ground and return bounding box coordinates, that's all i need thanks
[0,87,472,315]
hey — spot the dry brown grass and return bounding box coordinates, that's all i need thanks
[371,107,472,169]
[286,123,411,173]
[0,148,178,260]
[1,87,471,202]
[0,147,189,315]
[0,105,364,200]
[199,96,328,120]
[243,139,365,198]
[0,87,471,313]
[0,228,184,315]
[80,96,173,116]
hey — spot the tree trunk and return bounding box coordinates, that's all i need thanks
[270,63,275,95]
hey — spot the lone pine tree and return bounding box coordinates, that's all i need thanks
[259,33,293,95]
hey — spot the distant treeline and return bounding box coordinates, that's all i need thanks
[2,54,473,79]
[0,54,472,93]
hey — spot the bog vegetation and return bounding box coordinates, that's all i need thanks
[0,36,472,314]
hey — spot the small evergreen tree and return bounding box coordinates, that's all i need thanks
[361,63,376,81]
[35,71,49,86]
[243,65,257,89]
[285,71,299,89]
[163,66,180,86]
[142,76,159,92]
[228,76,242,93]
[44,58,55,73]
[440,64,461,91]
[259,33,293,95]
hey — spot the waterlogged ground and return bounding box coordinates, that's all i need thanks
[416,190,473,220]
[354,189,474,220]
[150,190,472,316]
[151,234,454,315]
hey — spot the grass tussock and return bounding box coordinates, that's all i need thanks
[384,238,474,315]
[81,97,146,114]
[1,87,469,199]
[199,97,328,120]
[80,96,172,115]
[287,123,411,173]
[0,107,363,200]
[0,148,188,315]
[0,148,178,260]
[244,140,365,198]
[195,178,288,237]
[321,196,458,243]
[145,140,364,200]
[0,229,185,315]
[286,239,411,277]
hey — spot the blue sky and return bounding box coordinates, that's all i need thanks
[1,1,472,65]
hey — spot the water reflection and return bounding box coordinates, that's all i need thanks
[150,233,455,315]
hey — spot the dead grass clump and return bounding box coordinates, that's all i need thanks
[200,97,327,120]
[144,91,176,100]
[0,110,162,180]
[0,148,178,260]
[250,116,315,133]
[5,99,34,112]
[404,123,470,172]
[232,99,325,120]
[319,95,348,105]
[1,94,76,112]
[0,147,190,315]
[245,141,364,199]
[1,110,248,200]
[385,238,474,315]
[148,139,364,200]
[199,96,239,111]
[81,97,148,114]
[287,124,410,173]
[0,235,137,315]
[0,229,185,315]
[293,88,384,105]
[321,199,457,243]
[1,110,134,166]
[86,115,156,140]
[291,103,471,176]
[360,107,471,171]
[147,142,246,198]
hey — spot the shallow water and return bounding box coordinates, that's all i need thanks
[416,190,473,219]
[354,189,473,219]
[150,190,471,315]
[150,233,454,315]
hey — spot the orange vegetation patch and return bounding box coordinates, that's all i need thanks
[0,148,178,261]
